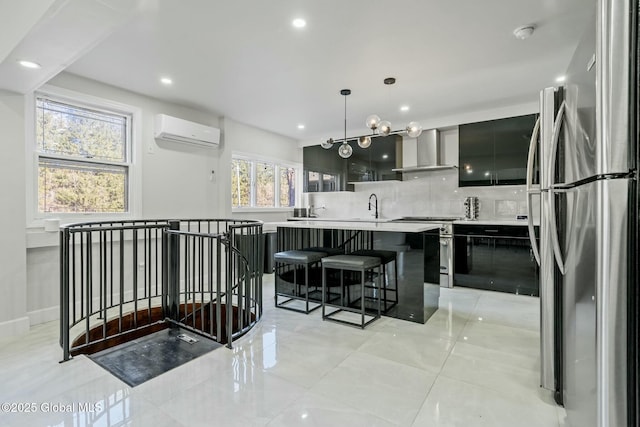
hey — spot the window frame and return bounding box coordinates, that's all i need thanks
[231,152,301,212]
[26,85,142,227]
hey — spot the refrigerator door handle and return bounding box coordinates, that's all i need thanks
[526,117,541,265]
[549,101,567,275]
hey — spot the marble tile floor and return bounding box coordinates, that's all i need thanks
[0,275,566,427]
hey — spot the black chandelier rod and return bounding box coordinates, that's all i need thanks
[327,129,406,145]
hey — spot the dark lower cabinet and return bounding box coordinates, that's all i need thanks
[453,225,539,296]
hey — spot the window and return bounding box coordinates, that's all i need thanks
[231,155,299,209]
[34,94,133,215]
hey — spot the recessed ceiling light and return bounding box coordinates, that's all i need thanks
[160,77,173,85]
[400,105,410,112]
[297,124,305,130]
[556,75,566,83]
[292,18,306,28]
[18,60,41,69]
[382,154,389,159]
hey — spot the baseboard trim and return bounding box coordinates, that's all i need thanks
[28,306,59,326]
[0,316,30,339]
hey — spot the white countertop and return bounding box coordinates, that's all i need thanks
[286,216,398,223]
[267,220,440,233]
[453,219,534,226]
[284,217,534,227]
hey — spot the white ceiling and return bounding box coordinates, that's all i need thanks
[1,0,594,142]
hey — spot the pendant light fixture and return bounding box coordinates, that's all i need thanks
[337,89,353,158]
[365,77,421,138]
[322,78,423,157]
[406,121,423,138]
[358,136,372,148]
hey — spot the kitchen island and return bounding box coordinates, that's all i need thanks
[269,220,441,324]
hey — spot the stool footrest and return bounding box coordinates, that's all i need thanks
[322,307,380,329]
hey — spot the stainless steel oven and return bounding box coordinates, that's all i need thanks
[438,223,453,288]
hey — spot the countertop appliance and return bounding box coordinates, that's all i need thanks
[293,207,311,218]
[527,1,639,425]
[463,197,479,220]
[391,217,459,288]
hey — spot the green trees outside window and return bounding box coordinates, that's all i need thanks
[36,97,131,213]
[231,156,297,209]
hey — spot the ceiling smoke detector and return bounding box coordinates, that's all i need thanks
[513,25,535,40]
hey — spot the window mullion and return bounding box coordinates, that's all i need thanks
[274,165,281,208]
[250,161,256,207]
[38,153,130,168]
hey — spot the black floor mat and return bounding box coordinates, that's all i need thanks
[89,326,222,387]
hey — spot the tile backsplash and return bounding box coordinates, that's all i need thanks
[305,169,529,221]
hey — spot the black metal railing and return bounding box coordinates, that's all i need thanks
[275,227,373,253]
[60,219,263,361]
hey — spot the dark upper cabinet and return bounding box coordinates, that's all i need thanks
[459,114,537,187]
[303,135,401,192]
[346,135,401,183]
[303,143,347,192]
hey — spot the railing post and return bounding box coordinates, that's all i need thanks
[256,224,264,318]
[60,227,71,362]
[166,220,180,321]
[216,236,222,341]
[226,229,233,349]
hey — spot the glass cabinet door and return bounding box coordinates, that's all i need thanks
[459,120,495,186]
[493,114,537,185]
[459,114,537,187]
[303,144,346,192]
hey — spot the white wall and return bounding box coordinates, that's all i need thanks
[23,72,225,331]
[0,90,29,337]
[48,73,222,219]
[20,75,303,332]
[219,117,302,222]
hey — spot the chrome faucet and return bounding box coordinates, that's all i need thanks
[368,193,379,219]
[310,205,326,217]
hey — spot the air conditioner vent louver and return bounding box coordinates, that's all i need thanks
[154,114,220,147]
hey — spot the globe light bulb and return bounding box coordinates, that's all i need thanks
[321,138,334,149]
[365,114,381,130]
[338,142,353,158]
[406,121,423,138]
[358,136,372,148]
[378,120,392,136]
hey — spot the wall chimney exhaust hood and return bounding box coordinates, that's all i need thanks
[392,129,457,172]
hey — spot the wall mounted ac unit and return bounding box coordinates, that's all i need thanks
[154,114,220,147]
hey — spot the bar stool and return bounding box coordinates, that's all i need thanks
[274,250,326,313]
[350,249,398,312]
[301,246,344,256]
[300,247,345,303]
[321,255,382,328]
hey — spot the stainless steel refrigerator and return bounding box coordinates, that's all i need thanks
[526,0,639,426]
